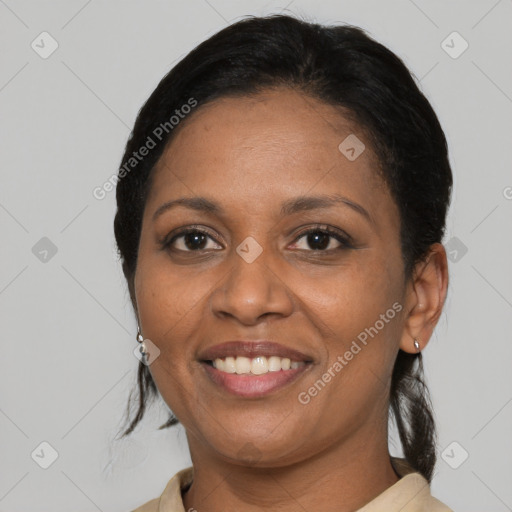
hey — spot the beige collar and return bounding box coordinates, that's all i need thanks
[144,457,452,512]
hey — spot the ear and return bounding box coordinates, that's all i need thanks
[399,243,449,354]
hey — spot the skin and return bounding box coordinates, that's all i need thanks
[133,87,449,512]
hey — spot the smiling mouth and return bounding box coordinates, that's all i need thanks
[203,355,310,375]
[198,341,314,397]
[200,357,313,398]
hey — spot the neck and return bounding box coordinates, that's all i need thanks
[182,425,400,512]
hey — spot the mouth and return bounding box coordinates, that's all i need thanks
[203,355,308,374]
[198,341,314,398]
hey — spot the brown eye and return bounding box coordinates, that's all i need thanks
[164,228,222,252]
[290,226,352,252]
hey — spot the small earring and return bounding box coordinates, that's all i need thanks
[413,338,421,353]
[136,327,147,359]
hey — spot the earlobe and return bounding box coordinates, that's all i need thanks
[399,243,449,354]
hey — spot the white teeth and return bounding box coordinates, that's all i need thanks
[251,356,268,375]
[211,355,306,375]
[235,356,251,374]
[268,356,282,372]
[224,356,236,373]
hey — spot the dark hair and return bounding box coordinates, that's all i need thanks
[114,14,452,483]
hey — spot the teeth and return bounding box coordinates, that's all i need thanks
[215,358,225,372]
[235,356,251,374]
[268,356,282,372]
[224,356,236,373]
[212,355,306,375]
[251,356,268,375]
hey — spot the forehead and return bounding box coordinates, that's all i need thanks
[148,88,391,216]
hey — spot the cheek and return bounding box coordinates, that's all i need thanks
[135,251,212,339]
[298,252,404,400]
[133,267,197,405]
[295,252,403,338]
[134,258,208,424]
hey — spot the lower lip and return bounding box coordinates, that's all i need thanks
[200,362,311,398]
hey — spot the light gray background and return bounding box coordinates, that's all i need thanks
[1,1,511,511]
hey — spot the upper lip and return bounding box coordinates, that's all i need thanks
[198,341,313,362]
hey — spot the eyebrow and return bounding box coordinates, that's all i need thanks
[152,194,373,225]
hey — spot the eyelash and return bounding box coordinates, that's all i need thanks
[161,224,353,253]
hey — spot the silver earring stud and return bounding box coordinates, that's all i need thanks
[413,338,421,353]
[136,327,147,358]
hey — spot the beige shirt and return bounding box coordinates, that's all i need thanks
[132,457,453,512]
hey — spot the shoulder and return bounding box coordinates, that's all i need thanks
[429,495,455,512]
[380,457,454,512]
[131,467,194,512]
[131,496,159,512]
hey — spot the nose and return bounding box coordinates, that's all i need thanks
[209,245,294,326]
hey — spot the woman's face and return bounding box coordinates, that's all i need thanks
[134,88,410,466]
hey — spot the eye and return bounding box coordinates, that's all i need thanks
[161,225,352,254]
[290,226,352,252]
[163,227,222,252]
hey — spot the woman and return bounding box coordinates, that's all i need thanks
[114,14,453,512]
